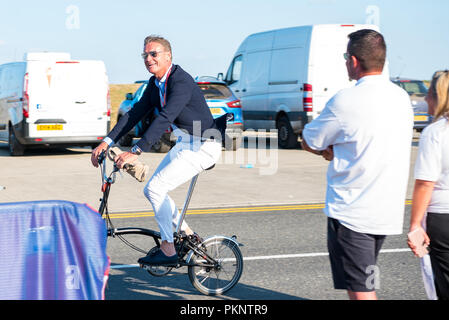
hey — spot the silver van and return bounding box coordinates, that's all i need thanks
[223,24,388,148]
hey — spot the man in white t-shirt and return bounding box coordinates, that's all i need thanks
[301,29,413,300]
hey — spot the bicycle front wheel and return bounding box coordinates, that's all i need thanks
[187,236,243,296]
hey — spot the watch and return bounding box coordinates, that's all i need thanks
[131,145,142,155]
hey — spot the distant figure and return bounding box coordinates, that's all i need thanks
[408,70,449,300]
[301,29,413,300]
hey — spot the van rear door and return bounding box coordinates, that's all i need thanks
[27,60,109,140]
[308,25,358,116]
[308,24,388,117]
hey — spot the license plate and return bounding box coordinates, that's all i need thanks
[210,108,224,115]
[414,115,428,122]
[37,124,63,131]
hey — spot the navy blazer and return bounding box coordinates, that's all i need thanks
[107,65,218,152]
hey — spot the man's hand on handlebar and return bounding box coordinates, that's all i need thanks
[91,141,109,168]
[114,152,139,169]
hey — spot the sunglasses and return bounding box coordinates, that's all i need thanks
[141,51,165,59]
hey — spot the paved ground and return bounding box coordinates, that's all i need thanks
[0,132,425,301]
[104,204,427,300]
[0,132,419,212]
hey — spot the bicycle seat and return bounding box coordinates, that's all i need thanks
[205,164,215,171]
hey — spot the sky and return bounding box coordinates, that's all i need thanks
[0,0,447,84]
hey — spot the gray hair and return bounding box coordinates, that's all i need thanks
[143,35,172,57]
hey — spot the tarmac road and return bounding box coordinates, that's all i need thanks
[0,132,419,212]
[0,132,425,300]
[104,203,427,300]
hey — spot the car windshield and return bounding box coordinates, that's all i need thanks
[198,83,233,100]
[400,81,428,96]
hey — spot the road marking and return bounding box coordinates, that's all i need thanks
[108,200,412,219]
[109,248,412,269]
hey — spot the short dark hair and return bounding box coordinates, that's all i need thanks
[347,29,386,72]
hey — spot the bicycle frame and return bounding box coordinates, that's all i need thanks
[97,151,162,247]
[97,151,200,251]
[95,150,244,295]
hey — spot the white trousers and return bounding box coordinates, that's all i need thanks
[143,138,221,243]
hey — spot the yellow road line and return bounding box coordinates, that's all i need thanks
[108,200,413,219]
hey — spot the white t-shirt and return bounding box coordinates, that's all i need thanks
[414,117,449,213]
[303,75,414,235]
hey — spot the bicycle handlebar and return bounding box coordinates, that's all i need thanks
[98,150,107,165]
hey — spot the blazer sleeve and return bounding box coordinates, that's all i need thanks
[106,83,155,144]
[135,76,193,152]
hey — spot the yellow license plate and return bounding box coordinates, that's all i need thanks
[37,124,63,131]
[414,115,428,122]
[210,108,224,115]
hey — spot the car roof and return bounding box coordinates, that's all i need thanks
[133,77,228,85]
[194,76,226,84]
[391,77,422,82]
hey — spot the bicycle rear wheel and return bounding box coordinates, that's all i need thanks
[187,236,243,296]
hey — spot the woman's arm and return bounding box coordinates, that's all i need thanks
[408,179,434,255]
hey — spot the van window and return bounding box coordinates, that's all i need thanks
[398,81,428,96]
[198,83,233,99]
[225,55,242,85]
[242,51,270,89]
[3,67,19,93]
[269,48,305,84]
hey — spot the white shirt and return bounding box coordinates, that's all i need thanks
[154,63,173,107]
[303,75,414,235]
[414,117,449,213]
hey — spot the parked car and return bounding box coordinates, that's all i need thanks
[195,76,243,150]
[222,24,388,148]
[0,52,110,156]
[117,77,243,152]
[391,77,431,131]
[116,80,175,152]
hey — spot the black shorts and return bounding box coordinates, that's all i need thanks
[327,217,386,292]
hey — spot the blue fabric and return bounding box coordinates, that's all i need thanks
[0,200,109,300]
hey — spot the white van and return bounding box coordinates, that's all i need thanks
[223,24,389,148]
[0,52,110,155]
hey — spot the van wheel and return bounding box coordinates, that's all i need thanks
[8,126,25,156]
[277,116,299,149]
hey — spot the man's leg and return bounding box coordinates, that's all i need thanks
[144,148,202,257]
[347,290,378,300]
[328,217,386,300]
[142,141,221,262]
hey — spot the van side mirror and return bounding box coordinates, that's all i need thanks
[217,73,224,81]
[126,93,133,100]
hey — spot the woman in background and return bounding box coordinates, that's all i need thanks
[408,70,449,300]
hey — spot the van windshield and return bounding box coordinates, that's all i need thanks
[198,83,233,100]
[398,81,428,96]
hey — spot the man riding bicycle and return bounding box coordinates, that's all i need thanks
[91,35,222,266]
